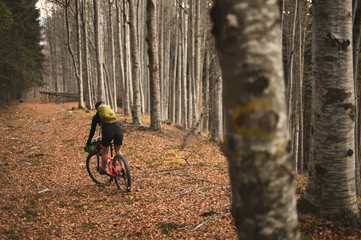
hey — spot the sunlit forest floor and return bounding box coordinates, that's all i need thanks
[0,98,360,239]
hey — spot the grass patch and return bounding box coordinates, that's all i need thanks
[58,200,67,208]
[74,203,88,211]
[21,199,39,221]
[166,150,177,157]
[27,153,46,158]
[83,222,97,229]
[1,205,17,211]
[165,159,185,166]
[69,189,85,197]
[158,222,186,235]
[2,229,15,235]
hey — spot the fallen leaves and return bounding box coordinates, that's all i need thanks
[0,98,234,239]
[1,98,361,239]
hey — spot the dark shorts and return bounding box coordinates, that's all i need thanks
[101,122,123,147]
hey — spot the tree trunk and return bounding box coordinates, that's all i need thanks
[94,0,105,101]
[115,0,125,111]
[146,0,162,131]
[65,0,84,108]
[82,0,92,109]
[353,0,361,195]
[211,0,300,239]
[76,0,84,108]
[129,0,142,125]
[194,0,202,130]
[123,0,131,116]
[181,3,188,129]
[304,0,360,221]
[108,0,117,111]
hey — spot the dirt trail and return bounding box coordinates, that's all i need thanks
[0,98,234,239]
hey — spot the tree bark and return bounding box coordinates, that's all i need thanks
[353,0,361,195]
[146,0,162,131]
[211,0,300,239]
[81,0,92,109]
[129,0,142,125]
[305,0,360,221]
[123,0,131,116]
[93,0,105,101]
[115,0,125,111]
[108,0,117,111]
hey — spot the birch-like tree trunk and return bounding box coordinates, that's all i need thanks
[76,0,84,108]
[146,0,162,131]
[202,49,210,132]
[123,0,131,116]
[353,0,361,194]
[304,0,360,221]
[115,0,125,110]
[94,0,105,101]
[129,0,142,125]
[210,67,223,143]
[194,0,202,128]
[108,0,117,111]
[181,2,188,129]
[82,0,92,109]
[65,0,84,108]
[211,0,300,238]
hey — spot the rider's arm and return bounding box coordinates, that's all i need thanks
[86,112,100,145]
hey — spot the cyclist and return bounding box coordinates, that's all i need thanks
[86,101,123,175]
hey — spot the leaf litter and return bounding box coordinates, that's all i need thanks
[0,98,361,239]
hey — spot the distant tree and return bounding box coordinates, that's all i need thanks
[129,0,142,125]
[0,1,13,32]
[0,0,44,102]
[93,0,105,101]
[211,0,300,239]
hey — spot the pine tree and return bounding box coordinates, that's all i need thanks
[0,0,44,102]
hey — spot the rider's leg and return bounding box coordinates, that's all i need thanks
[101,146,110,169]
[114,144,122,155]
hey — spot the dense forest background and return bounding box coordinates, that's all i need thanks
[0,0,313,167]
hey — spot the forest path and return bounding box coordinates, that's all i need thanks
[0,98,235,239]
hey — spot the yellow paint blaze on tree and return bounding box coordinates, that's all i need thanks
[232,102,275,137]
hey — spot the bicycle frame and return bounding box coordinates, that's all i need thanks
[98,142,122,177]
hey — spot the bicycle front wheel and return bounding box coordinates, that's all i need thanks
[113,154,131,192]
[86,152,112,185]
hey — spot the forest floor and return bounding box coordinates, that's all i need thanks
[0,98,361,240]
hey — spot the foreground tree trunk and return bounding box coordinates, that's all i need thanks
[304,0,360,221]
[211,0,300,239]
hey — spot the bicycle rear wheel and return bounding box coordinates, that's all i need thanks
[113,154,131,192]
[86,152,112,185]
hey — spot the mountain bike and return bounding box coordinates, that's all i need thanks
[85,138,131,192]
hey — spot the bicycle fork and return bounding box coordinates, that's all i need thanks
[107,156,115,176]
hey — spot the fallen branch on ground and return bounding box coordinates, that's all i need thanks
[190,213,231,232]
